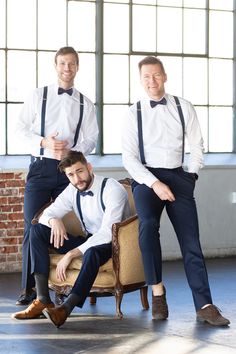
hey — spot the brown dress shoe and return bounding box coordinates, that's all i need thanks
[197,305,230,326]
[152,286,168,320]
[43,305,68,328]
[16,288,37,306]
[12,299,54,319]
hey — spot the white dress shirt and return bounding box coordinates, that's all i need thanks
[15,84,98,158]
[122,94,204,188]
[39,175,131,254]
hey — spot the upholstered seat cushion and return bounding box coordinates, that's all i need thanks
[49,254,115,288]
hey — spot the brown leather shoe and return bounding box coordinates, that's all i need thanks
[12,299,54,319]
[197,305,230,326]
[43,305,68,328]
[152,286,168,320]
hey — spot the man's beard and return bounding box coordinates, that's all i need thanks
[73,173,93,192]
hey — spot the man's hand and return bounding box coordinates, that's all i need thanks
[56,248,82,282]
[41,132,68,160]
[49,218,69,249]
[152,180,175,202]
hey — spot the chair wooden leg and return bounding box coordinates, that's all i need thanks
[140,286,149,310]
[115,289,124,319]
[89,296,97,305]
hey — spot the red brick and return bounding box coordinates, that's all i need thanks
[0,181,6,188]
[8,196,24,204]
[0,229,7,237]
[0,221,17,229]
[19,188,25,196]
[0,214,8,221]
[0,197,8,205]
[0,246,18,254]
[0,188,19,196]
[0,173,14,180]
[12,205,23,212]
[1,205,12,212]
[14,172,25,180]
[0,237,18,246]
[8,213,24,221]
[17,221,24,228]
[5,180,25,188]
[6,254,17,262]
[0,254,6,262]
[7,229,24,237]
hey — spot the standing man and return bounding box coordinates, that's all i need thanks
[122,56,230,326]
[15,47,98,306]
[12,150,130,328]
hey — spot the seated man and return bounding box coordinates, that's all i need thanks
[12,150,130,327]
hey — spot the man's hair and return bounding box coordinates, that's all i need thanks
[55,46,79,66]
[138,56,166,74]
[58,151,87,172]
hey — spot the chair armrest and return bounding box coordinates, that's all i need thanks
[112,215,145,285]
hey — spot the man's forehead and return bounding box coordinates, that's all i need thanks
[65,162,85,173]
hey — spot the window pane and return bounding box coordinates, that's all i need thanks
[104,4,129,53]
[0,104,6,154]
[104,55,129,103]
[7,51,36,101]
[209,0,234,10]
[209,11,233,58]
[130,55,145,103]
[0,51,5,100]
[7,0,36,49]
[157,7,182,53]
[132,5,156,52]
[158,0,182,5]
[7,104,27,155]
[184,0,206,8]
[195,107,208,152]
[103,105,127,154]
[184,9,206,54]
[74,53,95,102]
[183,58,208,105]
[107,0,129,3]
[209,107,233,152]
[38,0,66,50]
[68,1,95,52]
[0,0,6,47]
[38,51,57,88]
[209,59,233,106]
[161,56,183,97]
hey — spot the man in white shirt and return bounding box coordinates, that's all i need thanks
[12,150,130,327]
[122,56,230,326]
[15,46,98,306]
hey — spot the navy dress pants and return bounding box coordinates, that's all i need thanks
[30,223,112,308]
[132,167,212,311]
[22,157,69,290]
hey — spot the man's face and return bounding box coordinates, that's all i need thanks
[55,53,79,86]
[140,63,167,100]
[64,161,93,191]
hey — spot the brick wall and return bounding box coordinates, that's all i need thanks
[0,171,26,273]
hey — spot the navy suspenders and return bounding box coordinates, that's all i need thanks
[76,178,108,233]
[72,93,84,148]
[39,87,84,155]
[40,86,48,156]
[136,96,185,165]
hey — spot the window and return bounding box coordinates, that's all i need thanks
[0,0,235,155]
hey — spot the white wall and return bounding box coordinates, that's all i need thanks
[94,165,236,260]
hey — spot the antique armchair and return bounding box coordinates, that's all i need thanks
[32,178,149,318]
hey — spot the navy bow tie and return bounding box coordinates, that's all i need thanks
[79,190,94,197]
[150,97,167,108]
[58,87,73,96]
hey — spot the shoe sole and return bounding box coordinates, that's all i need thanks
[196,315,230,326]
[42,309,60,328]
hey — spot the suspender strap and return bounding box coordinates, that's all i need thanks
[173,96,185,164]
[76,177,108,233]
[136,97,185,165]
[100,178,108,211]
[137,101,147,165]
[72,93,84,148]
[40,86,48,156]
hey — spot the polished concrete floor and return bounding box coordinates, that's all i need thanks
[0,258,235,354]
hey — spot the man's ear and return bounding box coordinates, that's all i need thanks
[87,162,93,173]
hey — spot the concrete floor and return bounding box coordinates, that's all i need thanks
[0,258,235,354]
